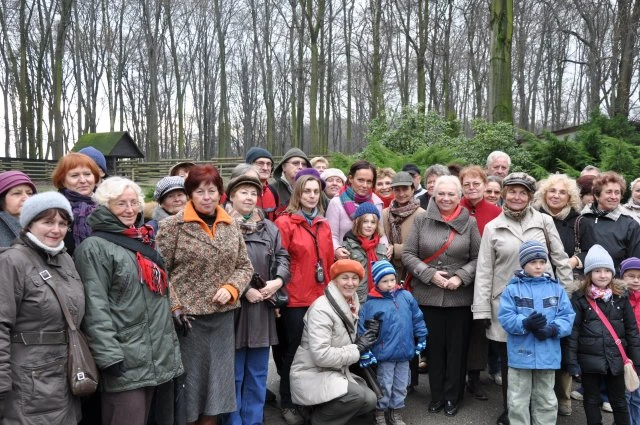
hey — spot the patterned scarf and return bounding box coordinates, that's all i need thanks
[589,284,613,302]
[121,224,167,295]
[62,189,97,246]
[302,208,319,225]
[590,201,609,217]
[502,204,530,222]
[229,207,264,234]
[339,186,373,219]
[358,233,381,292]
[388,200,420,244]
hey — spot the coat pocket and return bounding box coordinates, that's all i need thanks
[115,321,150,369]
[18,356,68,415]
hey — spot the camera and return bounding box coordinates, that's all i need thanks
[315,260,325,283]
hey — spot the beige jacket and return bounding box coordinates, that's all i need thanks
[472,207,572,342]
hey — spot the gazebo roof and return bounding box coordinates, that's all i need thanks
[72,131,143,158]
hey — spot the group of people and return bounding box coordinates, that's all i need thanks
[0,146,640,425]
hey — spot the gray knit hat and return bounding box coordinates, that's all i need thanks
[154,176,186,202]
[519,240,548,268]
[584,244,615,275]
[20,192,73,228]
[274,148,311,178]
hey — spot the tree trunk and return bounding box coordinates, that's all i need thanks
[488,0,514,123]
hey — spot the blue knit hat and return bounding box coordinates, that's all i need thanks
[245,147,273,165]
[78,146,108,176]
[371,260,396,286]
[519,240,548,268]
[584,244,615,275]
[353,202,379,220]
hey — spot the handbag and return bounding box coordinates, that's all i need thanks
[586,297,640,392]
[249,273,289,308]
[43,275,99,397]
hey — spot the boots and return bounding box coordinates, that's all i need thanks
[466,371,488,401]
[374,410,387,425]
[387,409,406,425]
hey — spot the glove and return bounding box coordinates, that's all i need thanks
[364,312,384,338]
[355,329,378,353]
[415,340,426,357]
[480,319,492,329]
[172,308,195,337]
[532,324,559,341]
[359,350,378,368]
[102,361,127,377]
[566,363,581,377]
[522,311,547,332]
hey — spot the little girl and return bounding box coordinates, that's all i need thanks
[341,202,387,303]
[620,257,640,425]
[565,245,640,425]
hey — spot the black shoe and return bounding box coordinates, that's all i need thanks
[428,400,445,413]
[496,411,510,425]
[444,401,458,417]
[466,378,488,401]
[265,388,277,403]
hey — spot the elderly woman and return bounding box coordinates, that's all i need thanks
[0,192,83,424]
[375,168,396,208]
[274,172,334,425]
[73,177,183,425]
[52,152,101,255]
[622,177,640,223]
[321,168,347,199]
[417,164,450,209]
[156,165,253,425]
[327,160,387,260]
[472,172,573,425]
[151,176,187,223]
[224,171,290,425]
[402,175,481,417]
[484,176,503,205]
[290,259,378,425]
[0,170,36,247]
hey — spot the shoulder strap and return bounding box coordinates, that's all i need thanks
[324,286,356,341]
[300,223,321,262]
[42,274,77,331]
[92,231,165,270]
[574,215,582,255]
[586,297,630,363]
[423,229,456,265]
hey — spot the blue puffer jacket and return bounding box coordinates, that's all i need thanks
[498,271,575,370]
[358,287,428,362]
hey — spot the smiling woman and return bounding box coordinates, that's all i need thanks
[0,170,37,247]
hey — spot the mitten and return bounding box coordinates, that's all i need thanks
[522,311,547,331]
[359,350,378,368]
[415,340,426,357]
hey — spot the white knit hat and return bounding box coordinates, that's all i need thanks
[584,244,615,275]
[20,192,73,228]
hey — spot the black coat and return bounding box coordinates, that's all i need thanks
[565,290,640,375]
[540,208,579,258]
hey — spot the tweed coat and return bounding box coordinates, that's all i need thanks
[382,204,424,281]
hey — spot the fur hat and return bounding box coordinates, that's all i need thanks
[245,147,273,165]
[353,202,379,220]
[153,176,186,202]
[20,192,73,228]
[330,259,365,281]
[371,260,396,286]
[0,171,37,197]
[584,244,615,275]
[519,240,548,268]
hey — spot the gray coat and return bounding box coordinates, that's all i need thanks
[0,239,85,424]
[402,201,481,307]
[0,211,20,248]
[341,232,387,303]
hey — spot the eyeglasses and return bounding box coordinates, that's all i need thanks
[111,200,140,210]
[287,160,307,168]
[463,182,483,189]
[254,160,273,169]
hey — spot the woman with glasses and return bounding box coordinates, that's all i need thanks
[74,177,183,425]
[157,165,253,425]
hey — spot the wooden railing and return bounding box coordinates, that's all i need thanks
[0,158,59,182]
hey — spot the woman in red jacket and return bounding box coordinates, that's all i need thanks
[275,172,335,425]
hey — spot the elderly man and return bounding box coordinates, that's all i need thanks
[580,165,600,177]
[245,146,280,220]
[273,148,311,215]
[402,163,427,198]
[485,151,511,178]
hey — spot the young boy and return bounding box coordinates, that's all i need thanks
[358,260,427,425]
[620,257,640,425]
[498,240,575,425]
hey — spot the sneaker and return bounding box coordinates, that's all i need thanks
[558,404,572,416]
[491,372,503,386]
[601,402,613,413]
[388,409,407,425]
[570,390,583,401]
[281,408,305,425]
[374,410,387,425]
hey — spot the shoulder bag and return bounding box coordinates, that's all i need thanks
[43,274,99,397]
[403,229,456,290]
[586,297,639,392]
[249,272,289,308]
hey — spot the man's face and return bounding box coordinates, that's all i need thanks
[282,157,307,183]
[252,158,273,181]
[488,157,509,178]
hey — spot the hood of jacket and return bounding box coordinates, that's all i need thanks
[273,148,311,180]
[87,204,144,233]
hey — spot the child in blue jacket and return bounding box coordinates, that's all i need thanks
[358,260,427,425]
[498,240,575,425]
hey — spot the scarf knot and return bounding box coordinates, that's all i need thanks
[589,284,612,302]
[121,224,167,295]
[339,186,373,219]
[62,189,97,246]
[357,233,381,292]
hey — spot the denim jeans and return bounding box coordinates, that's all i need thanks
[627,387,640,425]
[507,368,557,425]
[228,346,271,425]
[376,361,410,410]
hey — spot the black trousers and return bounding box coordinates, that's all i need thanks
[279,306,309,408]
[582,372,630,425]
[498,341,509,411]
[421,306,472,403]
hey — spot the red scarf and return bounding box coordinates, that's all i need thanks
[121,225,168,295]
[358,233,381,292]
[441,204,462,222]
[378,193,394,209]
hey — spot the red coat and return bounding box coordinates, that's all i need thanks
[275,212,335,307]
[461,197,501,236]
[630,290,640,331]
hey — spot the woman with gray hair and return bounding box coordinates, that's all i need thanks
[622,177,640,224]
[74,177,183,425]
[403,175,481,417]
[417,164,450,209]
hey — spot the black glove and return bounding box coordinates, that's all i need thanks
[522,311,547,332]
[480,319,492,329]
[355,329,378,354]
[102,361,127,377]
[532,324,559,341]
[364,312,384,338]
[172,308,195,337]
[566,363,581,377]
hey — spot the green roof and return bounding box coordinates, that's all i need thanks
[72,131,144,158]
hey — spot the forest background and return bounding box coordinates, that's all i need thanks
[0,0,639,179]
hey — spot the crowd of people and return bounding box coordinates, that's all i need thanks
[1,147,640,425]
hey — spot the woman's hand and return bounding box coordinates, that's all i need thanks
[443,275,462,290]
[431,270,449,287]
[259,278,283,299]
[385,245,394,260]
[212,287,232,304]
[335,247,350,260]
[245,288,264,303]
[568,256,579,269]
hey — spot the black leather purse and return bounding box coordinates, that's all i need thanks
[250,273,289,308]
